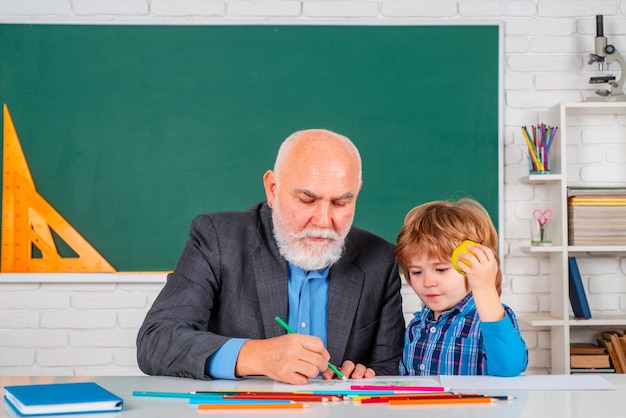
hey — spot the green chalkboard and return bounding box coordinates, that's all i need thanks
[0,24,500,272]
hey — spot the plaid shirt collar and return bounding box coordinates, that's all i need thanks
[418,292,474,323]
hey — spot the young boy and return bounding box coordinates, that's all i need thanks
[395,198,527,376]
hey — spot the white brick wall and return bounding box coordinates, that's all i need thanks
[1,0,626,376]
[0,279,163,375]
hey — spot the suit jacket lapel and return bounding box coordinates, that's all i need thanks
[253,203,289,339]
[326,244,363,362]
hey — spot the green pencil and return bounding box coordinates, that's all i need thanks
[274,316,347,380]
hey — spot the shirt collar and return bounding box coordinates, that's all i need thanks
[287,262,330,280]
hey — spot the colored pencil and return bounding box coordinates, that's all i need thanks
[189,398,294,405]
[132,391,222,399]
[198,403,309,410]
[275,316,347,380]
[390,397,496,405]
[223,393,340,402]
[195,390,314,394]
[353,393,474,402]
[350,385,449,392]
[546,126,558,152]
[194,389,381,397]
[306,389,395,396]
[522,126,544,172]
[357,394,514,404]
[193,390,314,394]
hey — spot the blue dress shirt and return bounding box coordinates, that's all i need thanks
[286,263,329,347]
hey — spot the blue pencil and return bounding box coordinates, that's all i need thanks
[132,391,222,399]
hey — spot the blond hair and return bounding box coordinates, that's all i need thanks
[395,198,502,294]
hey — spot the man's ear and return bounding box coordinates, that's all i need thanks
[263,170,276,207]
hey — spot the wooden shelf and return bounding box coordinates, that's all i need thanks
[523,245,564,253]
[563,101,626,115]
[522,313,564,327]
[568,316,626,327]
[568,246,626,254]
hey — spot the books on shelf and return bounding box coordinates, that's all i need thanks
[568,187,626,245]
[570,354,610,369]
[568,187,626,197]
[3,382,123,416]
[568,257,591,319]
[570,342,607,355]
[599,331,626,374]
[570,342,612,372]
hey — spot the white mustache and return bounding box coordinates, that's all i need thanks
[293,228,340,241]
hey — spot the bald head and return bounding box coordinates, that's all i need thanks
[273,129,362,182]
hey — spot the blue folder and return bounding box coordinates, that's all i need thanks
[568,257,592,319]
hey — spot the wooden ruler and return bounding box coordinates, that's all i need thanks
[2,104,116,272]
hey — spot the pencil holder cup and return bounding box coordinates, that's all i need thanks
[528,157,550,175]
[522,124,557,175]
[530,219,553,246]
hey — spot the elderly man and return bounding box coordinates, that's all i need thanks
[136,129,404,384]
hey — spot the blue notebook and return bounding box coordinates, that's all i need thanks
[3,382,123,416]
[568,257,592,319]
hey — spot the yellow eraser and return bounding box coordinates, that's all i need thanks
[451,240,477,275]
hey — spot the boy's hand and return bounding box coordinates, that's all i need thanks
[321,360,375,380]
[457,243,505,322]
[457,243,498,292]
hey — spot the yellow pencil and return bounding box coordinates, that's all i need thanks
[522,127,544,172]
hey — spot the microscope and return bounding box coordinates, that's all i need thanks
[587,15,626,102]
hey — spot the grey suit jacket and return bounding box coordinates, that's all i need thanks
[136,202,405,379]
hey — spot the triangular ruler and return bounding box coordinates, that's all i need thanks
[1,104,116,272]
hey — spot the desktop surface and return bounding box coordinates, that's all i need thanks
[1,374,624,418]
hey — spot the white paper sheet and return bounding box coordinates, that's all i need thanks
[439,374,616,391]
[273,375,441,392]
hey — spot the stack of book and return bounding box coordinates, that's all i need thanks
[570,331,626,374]
[570,342,612,373]
[568,187,626,245]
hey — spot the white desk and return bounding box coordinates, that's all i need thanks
[1,374,625,418]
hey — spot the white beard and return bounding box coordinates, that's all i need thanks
[271,203,349,271]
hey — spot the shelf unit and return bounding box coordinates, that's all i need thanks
[524,102,626,374]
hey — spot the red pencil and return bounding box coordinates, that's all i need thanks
[357,394,482,404]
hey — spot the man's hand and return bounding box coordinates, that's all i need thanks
[321,360,375,380]
[235,334,330,385]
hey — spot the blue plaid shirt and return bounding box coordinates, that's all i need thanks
[399,293,528,376]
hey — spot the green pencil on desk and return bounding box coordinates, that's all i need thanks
[274,316,347,380]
